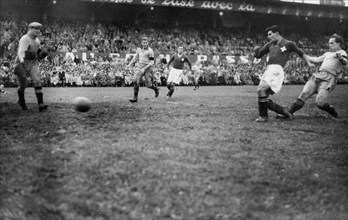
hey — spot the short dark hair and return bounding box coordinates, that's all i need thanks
[330,33,346,50]
[266,25,282,35]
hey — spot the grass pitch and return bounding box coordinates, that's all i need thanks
[1,85,348,220]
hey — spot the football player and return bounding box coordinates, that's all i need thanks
[253,25,313,122]
[166,46,192,99]
[126,36,159,103]
[287,33,347,118]
[14,22,48,112]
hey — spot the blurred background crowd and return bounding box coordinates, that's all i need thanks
[0,14,347,88]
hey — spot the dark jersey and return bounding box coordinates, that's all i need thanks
[168,54,192,70]
[254,38,304,68]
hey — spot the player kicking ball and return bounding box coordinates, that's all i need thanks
[285,33,347,119]
[253,25,313,122]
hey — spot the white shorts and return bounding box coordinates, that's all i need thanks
[167,68,183,85]
[261,64,284,94]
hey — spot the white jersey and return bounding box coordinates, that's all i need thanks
[319,50,347,76]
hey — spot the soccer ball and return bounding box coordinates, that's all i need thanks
[73,97,91,112]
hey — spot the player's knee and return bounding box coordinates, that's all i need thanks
[257,88,269,97]
[257,87,268,98]
[299,92,310,101]
[316,100,326,109]
[258,96,268,102]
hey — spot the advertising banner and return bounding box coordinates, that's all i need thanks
[81,0,348,20]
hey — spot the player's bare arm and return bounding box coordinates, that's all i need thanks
[127,50,140,68]
[305,54,325,63]
[301,54,315,67]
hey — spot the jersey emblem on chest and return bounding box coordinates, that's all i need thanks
[280,46,287,52]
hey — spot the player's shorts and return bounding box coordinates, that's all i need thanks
[260,64,284,94]
[133,63,154,87]
[167,68,183,85]
[17,60,41,87]
[313,71,336,92]
[299,72,337,101]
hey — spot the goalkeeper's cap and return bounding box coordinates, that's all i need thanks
[29,22,43,29]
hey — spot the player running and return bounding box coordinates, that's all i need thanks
[126,36,159,103]
[253,25,313,122]
[166,46,192,99]
[286,33,347,118]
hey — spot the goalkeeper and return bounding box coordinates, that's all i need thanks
[14,22,48,112]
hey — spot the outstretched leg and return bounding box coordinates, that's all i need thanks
[267,99,293,119]
[288,98,305,114]
[288,77,316,115]
[316,88,337,117]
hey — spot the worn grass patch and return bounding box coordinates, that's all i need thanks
[1,85,348,220]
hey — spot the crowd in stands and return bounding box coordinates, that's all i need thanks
[0,17,346,88]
